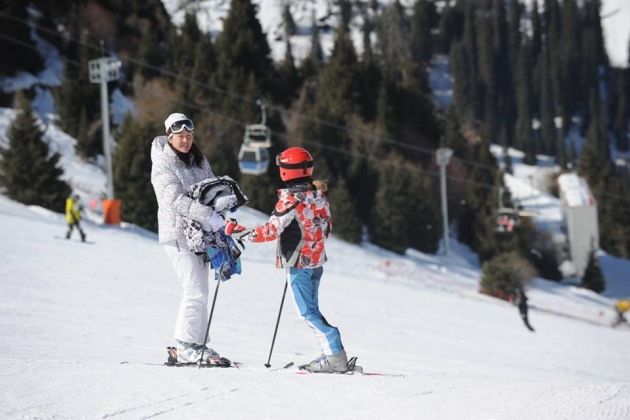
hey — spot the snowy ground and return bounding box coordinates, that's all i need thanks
[1,195,629,419]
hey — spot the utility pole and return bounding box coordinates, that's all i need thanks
[88,56,120,199]
[436,148,453,256]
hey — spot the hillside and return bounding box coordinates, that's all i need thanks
[1,194,629,419]
[163,0,630,67]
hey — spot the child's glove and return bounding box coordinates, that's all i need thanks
[224,218,247,236]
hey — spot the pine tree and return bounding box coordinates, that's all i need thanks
[300,12,324,81]
[530,0,542,117]
[370,156,414,254]
[376,1,409,80]
[507,0,522,70]
[183,35,216,119]
[112,118,158,231]
[138,23,164,79]
[346,133,379,224]
[441,107,468,159]
[277,36,299,104]
[0,97,71,213]
[457,137,504,262]
[214,0,273,97]
[410,0,434,65]
[307,24,360,178]
[614,70,629,152]
[407,165,440,253]
[492,0,514,147]
[580,89,611,187]
[338,0,353,31]
[358,13,382,121]
[329,178,362,243]
[450,1,481,122]
[539,47,556,157]
[169,13,203,73]
[559,0,581,122]
[0,0,43,76]
[516,43,536,164]
[282,4,297,36]
[370,156,439,254]
[437,1,462,55]
[531,0,542,64]
[598,176,630,258]
[55,32,101,160]
[477,9,498,143]
[581,248,605,294]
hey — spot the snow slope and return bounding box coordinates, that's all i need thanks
[1,195,629,419]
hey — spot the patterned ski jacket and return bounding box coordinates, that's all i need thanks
[249,180,332,269]
[150,136,224,244]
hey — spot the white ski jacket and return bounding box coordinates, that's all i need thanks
[151,136,224,244]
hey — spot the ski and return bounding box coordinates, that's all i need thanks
[296,356,406,377]
[165,346,239,368]
[296,356,360,375]
[53,235,94,244]
[270,361,294,371]
[119,361,242,368]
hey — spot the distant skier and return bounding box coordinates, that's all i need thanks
[612,299,629,327]
[151,113,235,365]
[65,193,86,242]
[514,284,535,332]
[240,147,349,373]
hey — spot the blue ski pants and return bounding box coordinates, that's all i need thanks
[287,267,343,355]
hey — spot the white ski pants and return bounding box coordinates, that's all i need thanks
[163,241,209,344]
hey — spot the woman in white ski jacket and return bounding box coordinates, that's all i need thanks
[151,113,226,364]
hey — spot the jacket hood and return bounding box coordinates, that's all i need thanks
[151,135,170,164]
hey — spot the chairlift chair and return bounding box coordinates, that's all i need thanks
[238,143,269,175]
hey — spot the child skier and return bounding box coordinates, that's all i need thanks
[242,147,348,373]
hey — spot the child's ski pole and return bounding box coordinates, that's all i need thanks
[199,278,221,368]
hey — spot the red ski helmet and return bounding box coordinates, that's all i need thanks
[276,147,314,181]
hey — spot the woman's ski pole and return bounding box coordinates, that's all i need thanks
[265,280,288,368]
[199,278,222,368]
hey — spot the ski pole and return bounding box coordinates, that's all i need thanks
[199,278,222,368]
[265,280,288,368]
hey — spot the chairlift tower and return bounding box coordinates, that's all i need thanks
[89,57,121,199]
[436,148,453,256]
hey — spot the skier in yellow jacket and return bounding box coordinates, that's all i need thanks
[65,194,86,242]
[613,299,630,327]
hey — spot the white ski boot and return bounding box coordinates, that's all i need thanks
[302,350,348,373]
[175,340,222,365]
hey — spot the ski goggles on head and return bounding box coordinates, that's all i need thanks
[169,119,194,134]
[275,153,314,169]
